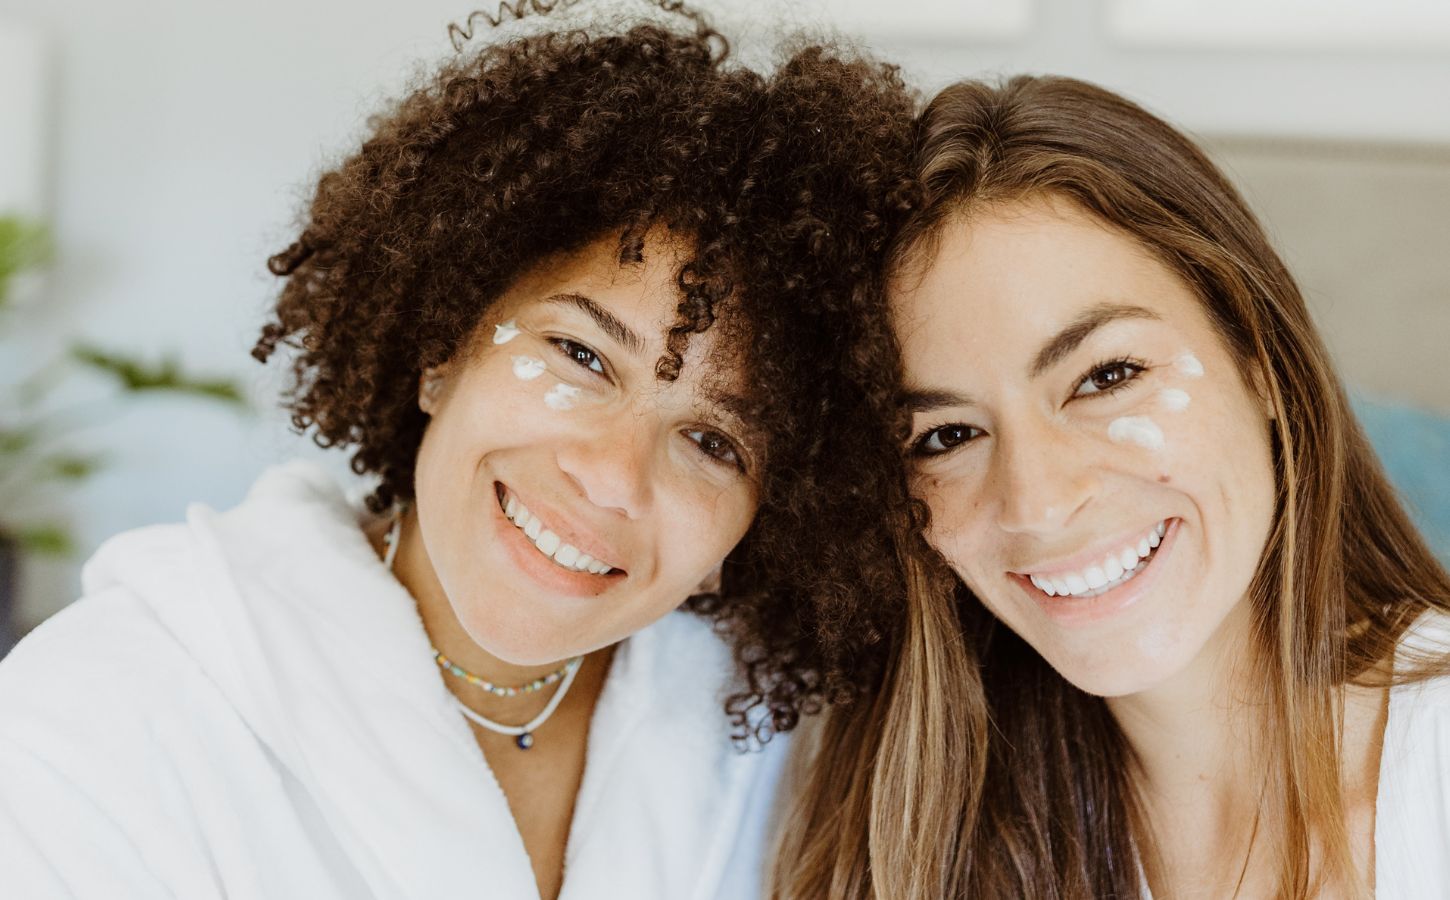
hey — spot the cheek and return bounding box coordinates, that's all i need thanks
[917,471,988,570]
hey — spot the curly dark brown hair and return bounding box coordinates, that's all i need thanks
[253,0,920,739]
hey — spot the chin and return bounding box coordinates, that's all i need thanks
[455,603,579,667]
[1043,629,1200,698]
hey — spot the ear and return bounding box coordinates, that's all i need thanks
[418,366,446,414]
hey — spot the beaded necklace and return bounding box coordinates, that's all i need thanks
[384,514,584,750]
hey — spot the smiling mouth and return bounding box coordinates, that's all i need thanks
[1024,519,1169,599]
[496,485,621,576]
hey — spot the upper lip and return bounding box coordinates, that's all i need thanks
[497,482,626,571]
[1008,519,1169,578]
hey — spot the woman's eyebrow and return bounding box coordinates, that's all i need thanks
[1030,302,1160,377]
[542,292,645,355]
[902,386,975,413]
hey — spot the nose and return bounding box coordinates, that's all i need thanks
[555,412,655,519]
[991,418,1098,536]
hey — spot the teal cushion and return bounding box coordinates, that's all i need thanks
[1353,394,1450,565]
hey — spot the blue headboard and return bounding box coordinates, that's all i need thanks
[1354,395,1450,565]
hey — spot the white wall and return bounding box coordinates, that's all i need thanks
[2,0,1448,625]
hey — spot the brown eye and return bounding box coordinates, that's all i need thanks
[685,428,744,472]
[913,424,980,457]
[1075,360,1144,397]
[551,338,605,375]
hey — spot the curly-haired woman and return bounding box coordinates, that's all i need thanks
[0,4,919,898]
[775,75,1450,899]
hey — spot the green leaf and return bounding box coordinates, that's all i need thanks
[0,426,39,456]
[46,454,104,481]
[15,524,74,556]
[0,216,53,308]
[69,345,248,408]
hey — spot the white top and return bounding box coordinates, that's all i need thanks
[1374,611,1450,899]
[0,461,788,900]
[1138,612,1450,898]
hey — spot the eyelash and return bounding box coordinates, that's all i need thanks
[910,357,1150,459]
[548,337,746,474]
[685,428,747,473]
[910,423,982,458]
[1073,357,1147,398]
[549,337,607,376]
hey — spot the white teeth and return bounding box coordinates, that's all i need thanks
[1103,555,1124,581]
[499,491,615,575]
[1026,520,1170,599]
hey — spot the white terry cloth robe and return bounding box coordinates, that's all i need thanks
[0,461,789,900]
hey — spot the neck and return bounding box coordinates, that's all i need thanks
[1106,600,1265,801]
[1105,599,1392,893]
[382,508,589,706]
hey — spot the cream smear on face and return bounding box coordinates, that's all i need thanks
[543,383,582,410]
[1158,388,1191,412]
[1173,352,1204,378]
[1108,415,1166,451]
[493,319,521,344]
[511,355,546,381]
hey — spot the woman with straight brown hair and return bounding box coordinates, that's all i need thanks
[772,74,1450,899]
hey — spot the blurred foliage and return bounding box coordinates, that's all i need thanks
[0,216,52,309]
[1,213,248,559]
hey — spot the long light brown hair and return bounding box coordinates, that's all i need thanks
[772,74,1450,899]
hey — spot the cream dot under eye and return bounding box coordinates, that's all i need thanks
[543,383,581,410]
[1173,352,1204,378]
[493,320,521,344]
[511,356,546,381]
[1108,415,1165,451]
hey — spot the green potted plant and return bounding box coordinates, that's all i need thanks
[0,214,247,655]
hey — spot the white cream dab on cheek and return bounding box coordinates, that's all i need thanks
[1158,388,1191,412]
[1108,416,1165,451]
[1173,352,1204,378]
[543,383,581,410]
[493,319,520,344]
[511,355,545,381]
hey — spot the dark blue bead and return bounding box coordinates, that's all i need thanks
[516,733,534,750]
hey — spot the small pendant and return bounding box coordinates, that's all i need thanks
[516,732,534,750]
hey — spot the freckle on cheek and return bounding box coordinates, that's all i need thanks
[1158,474,1171,484]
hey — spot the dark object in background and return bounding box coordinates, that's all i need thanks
[0,535,17,657]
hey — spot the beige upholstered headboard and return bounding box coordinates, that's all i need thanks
[1203,136,1450,415]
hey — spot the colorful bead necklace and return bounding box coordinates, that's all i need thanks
[432,650,577,697]
[384,513,584,750]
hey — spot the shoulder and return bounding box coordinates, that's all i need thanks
[1376,612,1450,887]
[1,529,197,710]
[1391,610,1450,713]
